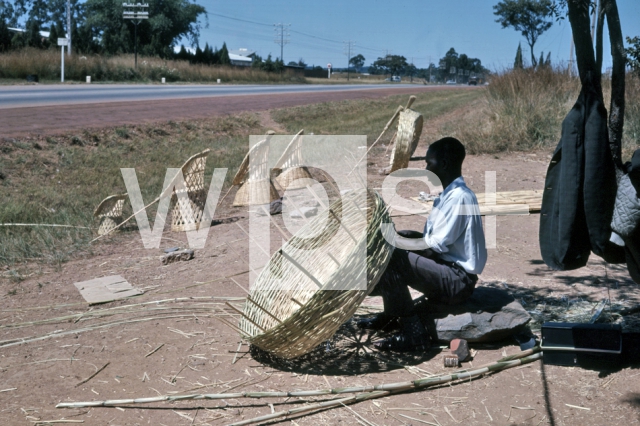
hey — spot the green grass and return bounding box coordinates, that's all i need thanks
[271,89,483,143]
[0,115,264,268]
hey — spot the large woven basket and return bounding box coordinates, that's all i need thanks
[389,109,424,173]
[171,149,210,231]
[238,189,394,359]
[94,194,128,235]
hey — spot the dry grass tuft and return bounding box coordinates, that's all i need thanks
[440,67,640,158]
[0,48,305,84]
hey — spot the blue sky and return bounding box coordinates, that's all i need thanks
[191,0,640,71]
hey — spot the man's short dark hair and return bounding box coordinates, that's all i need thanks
[427,137,465,167]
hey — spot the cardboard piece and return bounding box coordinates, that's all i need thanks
[74,275,142,304]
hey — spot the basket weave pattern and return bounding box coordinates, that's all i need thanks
[94,194,127,236]
[389,109,424,173]
[239,190,394,359]
[274,131,314,190]
[171,151,209,232]
[233,138,280,206]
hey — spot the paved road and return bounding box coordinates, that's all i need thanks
[0,83,422,109]
[0,84,475,137]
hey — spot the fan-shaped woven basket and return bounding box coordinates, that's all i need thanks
[389,109,424,173]
[274,130,314,190]
[238,189,394,359]
[233,138,280,206]
[170,149,210,232]
[94,194,127,235]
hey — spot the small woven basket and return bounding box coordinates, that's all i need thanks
[238,189,395,359]
[94,194,128,235]
[171,149,210,232]
[233,138,280,206]
[389,109,424,173]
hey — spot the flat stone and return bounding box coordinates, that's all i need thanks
[418,286,531,343]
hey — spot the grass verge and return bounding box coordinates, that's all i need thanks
[0,89,479,271]
[442,67,640,160]
[0,48,306,84]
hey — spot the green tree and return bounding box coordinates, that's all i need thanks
[0,1,18,26]
[218,42,230,65]
[48,21,58,47]
[494,0,553,67]
[84,0,205,57]
[297,58,306,68]
[626,36,640,76]
[251,53,263,69]
[372,54,408,77]
[349,53,365,72]
[514,42,524,68]
[25,18,42,48]
[0,17,11,51]
[538,50,545,68]
[262,54,275,72]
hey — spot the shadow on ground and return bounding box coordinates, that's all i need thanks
[250,319,441,376]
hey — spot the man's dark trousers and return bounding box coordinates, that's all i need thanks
[370,232,478,317]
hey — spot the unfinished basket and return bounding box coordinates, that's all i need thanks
[238,189,395,359]
[274,130,314,190]
[94,194,128,235]
[388,109,424,173]
[233,138,280,206]
[170,149,210,232]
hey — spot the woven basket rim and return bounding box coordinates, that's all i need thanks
[93,193,128,217]
[390,109,423,172]
[273,129,304,169]
[239,189,394,359]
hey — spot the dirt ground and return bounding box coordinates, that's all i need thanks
[1,100,640,426]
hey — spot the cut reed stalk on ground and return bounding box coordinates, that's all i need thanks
[55,347,540,408]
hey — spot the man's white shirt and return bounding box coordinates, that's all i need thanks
[423,176,487,274]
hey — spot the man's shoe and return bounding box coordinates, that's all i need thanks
[374,315,431,352]
[356,313,401,332]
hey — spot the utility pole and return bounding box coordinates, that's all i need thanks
[274,23,290,65]
[123,3,149,70]
[66,0,71,56]
[344,40,355,82]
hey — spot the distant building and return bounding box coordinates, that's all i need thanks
[229,48,255,67]
[229,53,252,67]
[229,48,256,59]
[8,27,55,39]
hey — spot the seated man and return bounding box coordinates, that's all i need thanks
[360,137,487,351]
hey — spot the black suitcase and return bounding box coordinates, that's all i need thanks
[541,322,622,367]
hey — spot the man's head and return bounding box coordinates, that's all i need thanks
[425,137,465,184]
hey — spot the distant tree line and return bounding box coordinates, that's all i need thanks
[0,0,207,57]
[361,48,490,83]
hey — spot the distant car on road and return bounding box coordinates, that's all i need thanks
[446,80,456,85]
[385,76,401,82]
[468,76,478,86]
